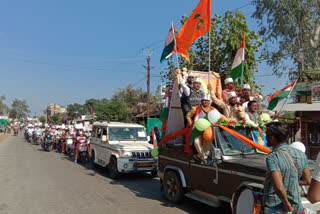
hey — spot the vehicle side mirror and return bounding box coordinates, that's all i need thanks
[147,136,150,141]
[213,148,222,160]
[102,135,107,142]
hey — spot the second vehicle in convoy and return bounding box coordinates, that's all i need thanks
[90,121,157,179]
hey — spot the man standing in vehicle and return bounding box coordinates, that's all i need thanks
[264,122,309,214]
[211,91,246,121]
[180,76,204,126]
[186,94,228,161]
[222,78,238,102]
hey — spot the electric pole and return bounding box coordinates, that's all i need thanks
[143,50,154,119]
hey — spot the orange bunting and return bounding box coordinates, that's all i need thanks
[216,124,271,154]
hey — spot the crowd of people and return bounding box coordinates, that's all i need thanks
[23,123,91,163]
[177,69,279,161]
[176,69,320,213]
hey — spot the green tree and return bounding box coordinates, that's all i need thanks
[112,85,148,108]
[9,99,30,120]
[38,116,46,123]
[67,103,87,120]
[94,99,129,122]
[0,95,9,116]
[50,114,63,125]
[252,0,320,79]
[163,10,263,89]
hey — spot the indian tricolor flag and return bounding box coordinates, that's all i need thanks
[160,86,171,136]
[160,23,176,63]
[267,81,296,110]
[231,34,245,81]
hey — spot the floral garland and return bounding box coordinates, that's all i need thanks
[217,120,266,130]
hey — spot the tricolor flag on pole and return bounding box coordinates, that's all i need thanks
[160,86,171,136]
[267,81,296,110]
[160,24,176,63]
[231,34,245,85]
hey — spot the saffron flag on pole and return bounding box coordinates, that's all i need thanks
[267,81,296,110]
[176,0,211,62]
[160,24,176,63]
[231,34,245,81]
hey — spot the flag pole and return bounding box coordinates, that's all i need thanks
[172,21,180,71]
[208,3,212,95]
[208,26,211,89]
[278,73,300,114]
[240,34,245,87]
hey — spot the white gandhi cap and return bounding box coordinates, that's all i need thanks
[243,84,251,89]
[228,91,237,100]
[188,71,194,77]
[193,76,201,83]
[224,78,234,85]
[201,94,211,101]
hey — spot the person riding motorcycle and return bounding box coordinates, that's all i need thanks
[33,125,42,144]
[27,125,34,143]
[74,131,88,163]
[13,124,19,136]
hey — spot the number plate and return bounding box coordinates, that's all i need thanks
[137,162,153,167]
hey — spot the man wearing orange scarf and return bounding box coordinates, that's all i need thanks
[186,94,228,161]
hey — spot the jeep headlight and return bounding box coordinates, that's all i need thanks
[119,151,132,157]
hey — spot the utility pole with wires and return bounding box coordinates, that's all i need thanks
[142,49,154,119]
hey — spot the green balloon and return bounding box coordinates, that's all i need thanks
[195,118,211,131]
[260,113,271,123]
[151,148,159,157]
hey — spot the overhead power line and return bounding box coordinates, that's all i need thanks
[0,55,145,73]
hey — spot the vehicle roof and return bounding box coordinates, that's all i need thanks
[92,121,144,128]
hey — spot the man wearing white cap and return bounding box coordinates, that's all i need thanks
[222,78,238,102]
[186,94,228,161]
[181,76,204,125]
[240,83,263,111]
[211,91,246,121]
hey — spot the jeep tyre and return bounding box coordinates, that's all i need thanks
[163,170,184,203]
[151,169,158,177]
[108,156,119,180]
[90,151,97,168]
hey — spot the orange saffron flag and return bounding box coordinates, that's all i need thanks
[176,0,211,62]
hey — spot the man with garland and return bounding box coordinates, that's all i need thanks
[186,94,228,162]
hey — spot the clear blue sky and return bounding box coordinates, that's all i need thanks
[0,0,288,116]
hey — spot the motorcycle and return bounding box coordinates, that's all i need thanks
[14,128,18,136]
[32,132,41,145]
[41,135,53,151]
[65,135,74,154]
[55,135,63,153]
[76,138,89,163]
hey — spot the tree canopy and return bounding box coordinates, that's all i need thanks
[252,0,320,79]
[163,10,263,90]
[0,95,9,116]
[9,99,30,120]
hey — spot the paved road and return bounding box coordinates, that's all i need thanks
[0,134,226,214]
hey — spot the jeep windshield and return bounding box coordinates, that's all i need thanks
[216,127,256,155]
[109,127,147,141]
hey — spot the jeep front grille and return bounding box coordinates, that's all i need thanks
[132,151,152,159]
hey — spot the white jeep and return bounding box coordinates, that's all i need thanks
[90,121,157,179]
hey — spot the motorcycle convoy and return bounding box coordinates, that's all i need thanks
[22,124,91,163]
